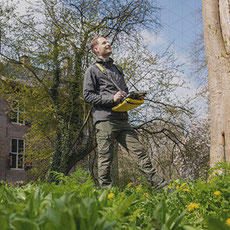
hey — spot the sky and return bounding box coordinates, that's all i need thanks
[141,0,203,74]
[142,0,202,59]
[141,0,206,116]
[160,0,202,53]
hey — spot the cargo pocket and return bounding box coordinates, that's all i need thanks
[96,131,113,156]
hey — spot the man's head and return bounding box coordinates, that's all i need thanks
[90,35,112,59]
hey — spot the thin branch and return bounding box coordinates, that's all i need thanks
[135,117,186,131]
[146,98,192,114]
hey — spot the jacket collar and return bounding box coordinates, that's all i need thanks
[96,57,114,66]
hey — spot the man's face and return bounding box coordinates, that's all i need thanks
[94,37,112,58]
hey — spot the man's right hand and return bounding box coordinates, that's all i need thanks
[113,91,124,103]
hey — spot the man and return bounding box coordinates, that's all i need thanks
[83,35,167,189]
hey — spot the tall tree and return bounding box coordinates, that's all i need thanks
[203,0,230,166]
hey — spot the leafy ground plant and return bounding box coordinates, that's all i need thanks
[0,164,229,229]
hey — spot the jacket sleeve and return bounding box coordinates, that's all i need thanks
[83,67,115,106]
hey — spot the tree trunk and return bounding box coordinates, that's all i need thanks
[203,0,230,166]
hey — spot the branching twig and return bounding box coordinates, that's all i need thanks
[146,98,191,114]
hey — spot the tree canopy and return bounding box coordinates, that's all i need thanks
[0,0,204,181]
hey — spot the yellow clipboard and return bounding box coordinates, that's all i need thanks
[112,98,144,112]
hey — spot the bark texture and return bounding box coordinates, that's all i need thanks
[203,0,230,166]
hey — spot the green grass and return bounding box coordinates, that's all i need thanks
[0,164,230,230]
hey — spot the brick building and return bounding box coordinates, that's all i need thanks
[0,79,28,182]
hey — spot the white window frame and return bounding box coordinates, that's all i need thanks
[10,101,25,125]
[10,138,25,170]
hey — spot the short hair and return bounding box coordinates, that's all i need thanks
[90,35,104,55]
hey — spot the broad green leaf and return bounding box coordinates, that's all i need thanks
[0,216,9,230]
[153,200,166,225]
[10,216,39,230]
[166,208,181,228]
[43,222,59,230]
[207,217,230,230]
[58,210,76,230]
[39,207,60,225]
[171,210,187,230]
[162,223,170,230]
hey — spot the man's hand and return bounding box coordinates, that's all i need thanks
[114,91,125,103]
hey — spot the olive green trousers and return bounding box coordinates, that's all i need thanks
[95,120,166,188]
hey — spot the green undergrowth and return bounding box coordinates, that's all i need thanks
[0,164,230,230]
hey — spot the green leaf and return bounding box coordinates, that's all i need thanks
[58,210,76,230]
[43,222,58,230]
[98,190,108,202]
[101,221,117,230]
[207,217,230,230]
[25,186,43,218]
[153,199,166,226]
[180,226,202,230]
[162,223,170,230]
[166,208,180,228]
[38,207,60,227]
[119,195,134,210]
[0,216,9,230]
[171,210,187,230]
[10,216,39,230]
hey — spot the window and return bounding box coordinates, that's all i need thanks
[10,101,25,125]
[9,139,25,169]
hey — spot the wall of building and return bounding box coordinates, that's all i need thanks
[0,98,28,182]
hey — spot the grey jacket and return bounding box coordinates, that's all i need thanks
[83,58,128,124]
